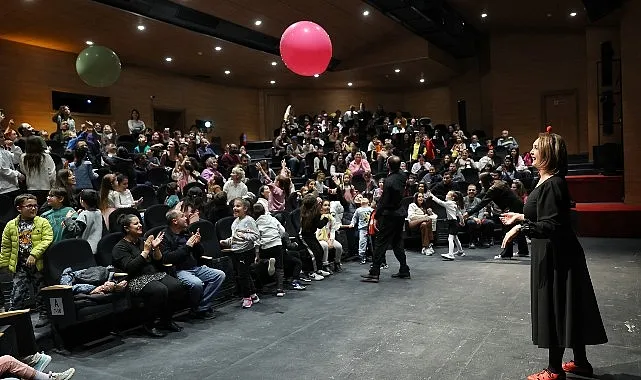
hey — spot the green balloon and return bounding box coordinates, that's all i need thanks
[75,45,121,87]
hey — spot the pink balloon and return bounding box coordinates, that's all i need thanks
[280,21,333,77]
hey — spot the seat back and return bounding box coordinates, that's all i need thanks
[272,211,289,227]
[147,167,169,187]
[131,185,158,209]
[246,178,262,196]
[190,220,220,258]
[108,208,142,233]
[95,232,124,267]
[399,196,414,215]
[183,182,206,195]
[0,195,18,223]
[144,204,170,229]
[44,240,97,285]
[214,216,234,241]
[461,168,479,186]
[143,226,166,240]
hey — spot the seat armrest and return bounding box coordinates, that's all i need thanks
[163,263,173,267]
[0,309,31,318]
[113,272,128,278]
[41,285,72,291]
[201,256,212,260]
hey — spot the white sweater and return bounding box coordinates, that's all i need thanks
[0,150,20,194]
[429,195,463,222]
[108,189,136,208]
[19,153,56,191]
[255,214,285,249]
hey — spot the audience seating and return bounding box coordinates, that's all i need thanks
[0,195,17,223]
[183,182,206,195]
[50,153,63,171]
[41,240,127,351]
[108,208,142,233]
[461,168,479,186]
[190,220,220,258]
[95,232,124,267]
[246,178,262,196]
[131,184,158,209]
[147,167,169,187]
[144,204,171,229]
[143,226,165,240]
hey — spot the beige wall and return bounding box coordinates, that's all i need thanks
[0,39,261,145]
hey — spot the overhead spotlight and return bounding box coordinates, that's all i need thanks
[271,61,277,66]
[481,12,488,18]
[137,25,146,31]
[270,80,276,84]
[394,68,401,73]
[214,46,222,51]
[569,11,577,17]
[314,74,320,78]
[362,10,370,16]
[165,57,173,62]
[419,78,425,83]
[254,20,262,26]
[86,99,92,104]
[85,40,94,45]
[347,82,353,87]
[224,70,231,75]
[196,119,214,131]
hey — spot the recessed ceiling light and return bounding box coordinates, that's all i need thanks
[363,10,370,16]
[165,57,173,62]
[314,74,320,78]
[347,82,353,87]
[254,20,262,26]
[270,80,276,84]
[271,61,277,66]
[481,12,488,18]
[419,78,425,83]
[569,11,577,17]
[137,25,146,31]
[224,70,231,75]
[214,46,222,51]
[85,40,94,45]
[86,99,92,104]
[394,68,401,73]
[197,51,203,56]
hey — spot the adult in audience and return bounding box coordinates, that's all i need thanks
[201,157,224,183]
[463,184,493,248]
[112,214,183,337]
[361,156,409,283]
[160,141,180,170]
[127,109,146,137]
[406,192,436,255]
[464,172,528,259]
[285,137,305,176]
[347,151,370,177]
[52,105,75,133]
[420,166,441,188]
[0,194,53,327]
[430,172,453,197]
[219,144,240,178]
[223,166,248,203]
[411,154,431,176]
[499,131,606,380]
[468,135,481,153]
[162,209,225,319]
[497,129,519,150]
[455,149,475,170]
[313,147,329,174]
[477,148,498,171]
[20,136,56,205]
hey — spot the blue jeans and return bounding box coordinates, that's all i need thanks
[176,266,226,312]
[358,229,368,260]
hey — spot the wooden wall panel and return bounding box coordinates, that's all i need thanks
[0,39,261,145]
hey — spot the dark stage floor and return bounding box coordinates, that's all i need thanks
[43,238,641,380]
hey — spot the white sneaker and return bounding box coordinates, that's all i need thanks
[267,258,276,276]
[309,272,324,281]
[50,368,75,380]
[426,246,435,255]
[441,252,455,261]
[421,247,428,255]
[456,250,465,257]
[317,269,331,277]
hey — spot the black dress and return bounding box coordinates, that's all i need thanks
[522,175,607,348]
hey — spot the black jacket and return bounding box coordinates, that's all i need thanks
[161,228,204,271]
[375,171,407,219]
[467,182,524,215]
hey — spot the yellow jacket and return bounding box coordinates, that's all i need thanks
[0,216,53,273]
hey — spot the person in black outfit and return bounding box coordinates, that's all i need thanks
[464,172,529,259]
[500,131,607,380]
[361,156,409,283]
[112,214,185,337]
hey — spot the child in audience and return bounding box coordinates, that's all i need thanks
[108,173,142,209]
[219,198,261,309]
[253,203,285,297]
[346,195,374,265]
[0,194,54,327]
[427,190,465,261]
[63,189,104,254]
[317,200,343,273]
[299,194,330,280]
[164,182,180,208]
[41,187,76,243]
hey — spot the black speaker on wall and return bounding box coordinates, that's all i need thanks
[601,41,613,87]
[457,100,467,130]
[581,0,623,22]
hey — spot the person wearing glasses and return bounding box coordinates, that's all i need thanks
[0,194,54,327]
